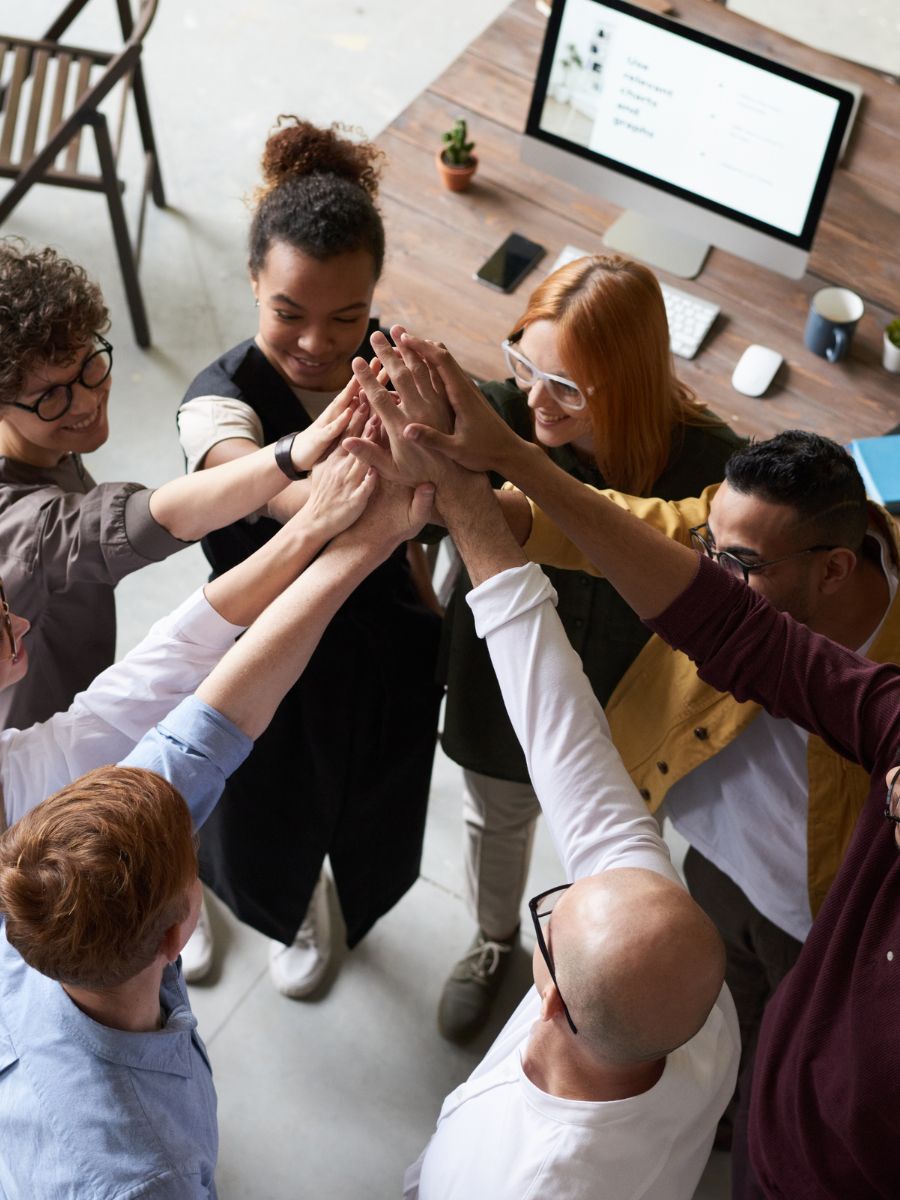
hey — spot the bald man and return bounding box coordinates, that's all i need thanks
[387,430,739,1197]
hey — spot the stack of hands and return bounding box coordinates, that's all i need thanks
[292,324,527,556]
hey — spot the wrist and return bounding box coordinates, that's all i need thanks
[275,432,306,481]
[500,437,543,489]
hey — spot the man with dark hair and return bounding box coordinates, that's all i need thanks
[516,427,895,1157]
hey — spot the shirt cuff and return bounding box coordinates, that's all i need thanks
[466,562,557,640]
[124,488,192,559]
[164,586,246,645]
[157,695,253,781]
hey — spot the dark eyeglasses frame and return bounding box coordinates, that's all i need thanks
[689,523,837,584]
[884,774,900,827]
[5,335,113,423]
[0,576,18,664]
[528,883,578,1034]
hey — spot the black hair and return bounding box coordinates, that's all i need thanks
[248,116,385,278]
[724,430,868,551]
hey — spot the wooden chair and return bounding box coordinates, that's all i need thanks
[0,0,165,347]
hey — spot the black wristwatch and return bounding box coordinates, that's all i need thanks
[274,432,305,481]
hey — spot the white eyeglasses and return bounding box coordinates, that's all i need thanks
[501,339,586,412]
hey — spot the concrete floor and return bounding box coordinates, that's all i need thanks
[0,3,738,1197]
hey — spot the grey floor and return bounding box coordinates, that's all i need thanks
[0,3,741,1197]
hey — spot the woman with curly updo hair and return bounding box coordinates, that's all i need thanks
[177,117,442,997]
[0,237,363,734]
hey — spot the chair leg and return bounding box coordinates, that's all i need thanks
[130,64,166,208]
[92,116,151,348]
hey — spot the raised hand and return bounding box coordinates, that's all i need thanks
[396,333,530,477]
[302,432,377,543]
[289,376,361,472]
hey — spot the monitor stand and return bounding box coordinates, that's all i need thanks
[603,210,709,280]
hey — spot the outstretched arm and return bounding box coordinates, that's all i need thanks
[148,382,361,541]
[195,477,434,740]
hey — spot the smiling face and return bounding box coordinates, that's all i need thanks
[251,242,376,392]
[516,320,594,457]
[0,341,112,468]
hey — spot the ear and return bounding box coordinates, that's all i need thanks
[818,547,857,593]
[250,274,260,304]
[157,921,183,966]
[538,980,566,1025]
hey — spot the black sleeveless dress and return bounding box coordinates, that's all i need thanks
[180,333,442,946]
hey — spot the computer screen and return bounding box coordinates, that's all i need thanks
[523,0,854,278]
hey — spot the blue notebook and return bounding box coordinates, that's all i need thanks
[848,435,900,513]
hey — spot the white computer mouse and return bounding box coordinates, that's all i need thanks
[731,344,784,397]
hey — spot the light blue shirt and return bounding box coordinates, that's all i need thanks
[0,695,252,1199]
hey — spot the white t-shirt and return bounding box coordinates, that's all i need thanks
[405,563,740,1200]
[178,385,339,474]
[665,528,898,942]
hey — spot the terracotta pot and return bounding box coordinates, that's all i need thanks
[436,150,478,193]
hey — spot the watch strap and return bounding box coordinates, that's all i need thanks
[274,432,305,481]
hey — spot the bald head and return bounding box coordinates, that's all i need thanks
[550,868,725,1065]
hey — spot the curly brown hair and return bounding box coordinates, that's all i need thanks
[0,239,109,406]
[249,116,386,278]
[0,765,197,989]
[257,114,384,201]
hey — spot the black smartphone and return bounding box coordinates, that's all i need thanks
[475,233,546,293]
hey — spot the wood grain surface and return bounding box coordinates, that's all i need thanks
[373,0,900,442]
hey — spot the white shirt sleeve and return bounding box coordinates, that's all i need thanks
[467,562,680,885]
[177,395,265,473]
[0,588,245,827]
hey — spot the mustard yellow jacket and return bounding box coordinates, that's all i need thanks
[522,486,900,918]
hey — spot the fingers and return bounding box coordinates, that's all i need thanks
[351,356,406,436]
[370,331,444,416]
[343,435,397,479]
[344,400,370,441]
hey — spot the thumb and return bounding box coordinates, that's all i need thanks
[343,436,395,477]
[403,423,456,452]
[408,483,436,531]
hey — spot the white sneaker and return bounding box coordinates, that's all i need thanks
[181,893,214,983]
[268,872,333,998]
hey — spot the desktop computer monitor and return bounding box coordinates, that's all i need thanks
[522,0,854,279]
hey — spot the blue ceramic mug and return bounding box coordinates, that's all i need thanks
[804,287,864,363]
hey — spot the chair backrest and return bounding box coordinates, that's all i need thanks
[0,0,159,179]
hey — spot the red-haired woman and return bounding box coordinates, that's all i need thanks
[437,254,745,1040]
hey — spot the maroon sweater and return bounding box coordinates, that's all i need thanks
[647,555,899,1200]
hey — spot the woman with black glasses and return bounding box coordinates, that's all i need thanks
[0,239,359,732]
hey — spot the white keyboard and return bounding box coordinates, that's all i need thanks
[660,282,720,360]
[550,245,720,360]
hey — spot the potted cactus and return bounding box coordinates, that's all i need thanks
[437,117,478,193]
[884,318,900,373]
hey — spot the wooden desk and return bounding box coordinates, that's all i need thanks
[374,0,900,442]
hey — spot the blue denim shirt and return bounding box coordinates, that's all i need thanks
[0,696,252,1198]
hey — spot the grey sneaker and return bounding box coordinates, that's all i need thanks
[438,929,517,1043]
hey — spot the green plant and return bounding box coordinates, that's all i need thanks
[887,318,900,349]
[442,118,475,167]
[560,42,583,71]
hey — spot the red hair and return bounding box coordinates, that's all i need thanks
[510,255,713,495]
[0,766,197,988]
